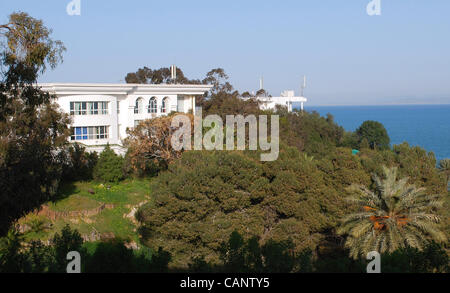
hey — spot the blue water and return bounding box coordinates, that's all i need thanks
[303,105,450,163]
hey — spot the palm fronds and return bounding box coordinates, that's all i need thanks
[339,166,447,259]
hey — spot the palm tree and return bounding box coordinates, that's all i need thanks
[438,159,450,184]
[338,166,446,259]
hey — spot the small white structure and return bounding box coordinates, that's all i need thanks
[253,90,307,112]
[243,76,308,112]
[40,83,213,154]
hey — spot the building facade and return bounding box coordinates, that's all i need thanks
[242,90,308,112]
[40,83,213,154]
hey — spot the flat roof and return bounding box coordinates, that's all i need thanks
[38,82,213,96]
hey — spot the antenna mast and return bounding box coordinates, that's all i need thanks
[170,65,177,82]
[300,75,306,97]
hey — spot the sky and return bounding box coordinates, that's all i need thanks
[1,0,450,106]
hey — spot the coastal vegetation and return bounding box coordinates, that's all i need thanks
[339,166,446,259]
[0,12,448,273]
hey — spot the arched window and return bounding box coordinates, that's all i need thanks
[161,97,169,113]
[134,97,143,114]
[148,97,157,114]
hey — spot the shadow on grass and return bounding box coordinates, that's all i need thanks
[53,181,79,202]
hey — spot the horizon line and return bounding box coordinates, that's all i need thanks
[304,103,450,107]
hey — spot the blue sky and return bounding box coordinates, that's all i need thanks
[1,0,450,105]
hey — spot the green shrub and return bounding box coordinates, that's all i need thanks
[381,242,449,273]
[49,225,84,273]
[93,144,125,183]
[62,143,98,181]
[356,120,390,150]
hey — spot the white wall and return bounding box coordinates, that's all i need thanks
[52,91,203,154]
[56,95,120,146]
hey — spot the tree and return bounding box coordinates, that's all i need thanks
[0,12,65,73]
[202,68,233,95]
[124,114,194,174]
[356,121,390,150]
[438,159,450,184]
[0,12,69,235]
[0,229,28,272]
[93,144,124,183]
[62,143,98,181]
[49,225,84,272]
[125,66,201,85]
[255,89,269,97]
[136,146,344,267]
[380,242,449,273]
[338,166,446,259]
[202,91,260,120]
[277,110,346,157]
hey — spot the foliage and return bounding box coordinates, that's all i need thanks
[125,66,202,85]
[0,225,83,273]
[0,225,171,273]
[0,12,69,236]
[84,241,171,273]
[201,91,260,119]
[62,143,98,181]
[0,229,28,272]
[277,111,346,157]
[438,159,450,184]
[0,12,66,73]
[125,66,233,96]
[49,225,84,272]
[136,146,347,267]
[202,68,234,95]
[380,242,449,273]
[338,166,446,259]
[356,120,390,150]
[93,144,125,183]
[124,114,193,174]
[217,231,313,273]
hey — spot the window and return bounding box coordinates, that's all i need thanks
[135,98,143,114]
[161,97,169,113]
[148,97,157,114]
[70,102,108,115]
[89,102,98,115]
[70,126,109,141]
[100,102,108,115]
[70,102,86,115]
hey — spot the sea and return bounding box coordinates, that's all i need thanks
[302,104,450,163]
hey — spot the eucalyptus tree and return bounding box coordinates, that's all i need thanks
[0,12,69,235]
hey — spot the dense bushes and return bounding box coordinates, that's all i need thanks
[380,242,449,273]
[123,114,194,176]
[2,226,445,273]
[0,225,84,273]
[62,143,98,181]
[93,144,125,183]
[356,120,390,150]
[136,135,447,268]
[215,232,448,273]
[0,225,171,273]
[62,143,125,184]
[84,242,171,273]
[277,111,346,158]
[0,64,71,236]
[136,145,354,267]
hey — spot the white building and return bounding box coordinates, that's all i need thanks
[40,83,213,154]
[243,90,308,112]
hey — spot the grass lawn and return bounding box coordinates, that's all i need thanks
[18,178,152,243]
